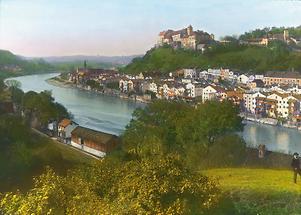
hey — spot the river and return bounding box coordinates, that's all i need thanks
[7,73,143,135]
[7,73,301,155]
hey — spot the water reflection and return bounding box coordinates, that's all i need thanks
[242,122,301,154]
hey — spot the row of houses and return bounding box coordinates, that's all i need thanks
[243,91,301,120]
[68,67,120,86]
[57,118,120,158]
[66,64,301,121]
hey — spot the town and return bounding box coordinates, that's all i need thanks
[63,64,301,130]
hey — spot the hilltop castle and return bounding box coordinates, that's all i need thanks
[157,25,215,51]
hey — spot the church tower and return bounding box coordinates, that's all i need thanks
[284,30,289,41]
[187,25,193,36]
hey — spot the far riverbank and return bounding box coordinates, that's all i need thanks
[46,75,151,104]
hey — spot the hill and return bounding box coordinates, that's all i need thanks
[25,54,143,73]
[239,26,301,40]
[0,50,54,79]
[121,42,301,75]
[39,54,142,65]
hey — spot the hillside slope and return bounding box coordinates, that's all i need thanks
[0,50,54,79]
[122,42,301,75]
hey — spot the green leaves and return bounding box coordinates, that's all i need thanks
[22,90,69,126]
[122,41,301,76]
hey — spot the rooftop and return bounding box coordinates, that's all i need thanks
[59,119,72,128]
[265,71,301,79]
[71,126,119,145]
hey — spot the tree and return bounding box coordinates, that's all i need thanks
[0,155,223,215]
[10,86,24,106]
[123,100,243,158]
[123,100,196,157]
[106,82,119,90]
[196,100,243,151]
[0,79,5,92]
[22,90,69,128]
[221,35,239,44]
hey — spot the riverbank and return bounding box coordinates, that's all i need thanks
[46,75,151,104]
[242,113,301,132]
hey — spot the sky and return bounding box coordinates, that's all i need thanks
[0,0,301,57]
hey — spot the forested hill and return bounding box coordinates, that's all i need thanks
[0,50,54,79]
[239,26,301,40]
[121,42,301,75]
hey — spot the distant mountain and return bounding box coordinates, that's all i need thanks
[0,50,54,79]
[29,55,143,66]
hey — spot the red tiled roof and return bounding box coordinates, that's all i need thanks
[59,119,72,128]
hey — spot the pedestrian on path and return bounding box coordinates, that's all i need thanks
[291,152,301,183]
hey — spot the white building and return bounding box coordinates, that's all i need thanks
[119,79,134,93]
[255,75,264,80]
[199,70,208,79]
[267,93,298,118]
[149,82,158,93]
[202,85,224,102]
[237,74,249,84]
[183,69,197,79]
[208,69,221,77]
[243,92,266,113]
[186,83,195,98]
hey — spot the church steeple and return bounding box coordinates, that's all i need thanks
[84,60,87,69]
[187,25,193,36]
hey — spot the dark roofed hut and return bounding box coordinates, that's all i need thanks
[71,126,120,157]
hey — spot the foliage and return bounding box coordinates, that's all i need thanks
[0,50,54,79]
[0,154,223,215]
[196,101,243,146]
[22,90,70,126]
[121,42,301,75]
[0,79,5,92]
[202,135,246,168]
[86,80,103,90]
[0,115,93,192]
[123,100,243,168]
[239,26,301,40]
[105,81,119,90]
[145,89,157,99]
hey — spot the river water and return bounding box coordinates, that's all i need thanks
[7,73,301,155]
[7,73,142,135]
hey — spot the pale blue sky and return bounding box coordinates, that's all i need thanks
[0,0,301,57]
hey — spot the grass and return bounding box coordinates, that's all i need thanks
[205,168,301,215]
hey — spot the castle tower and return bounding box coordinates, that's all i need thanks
[187,25,193,36]
[284,30,289,41]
